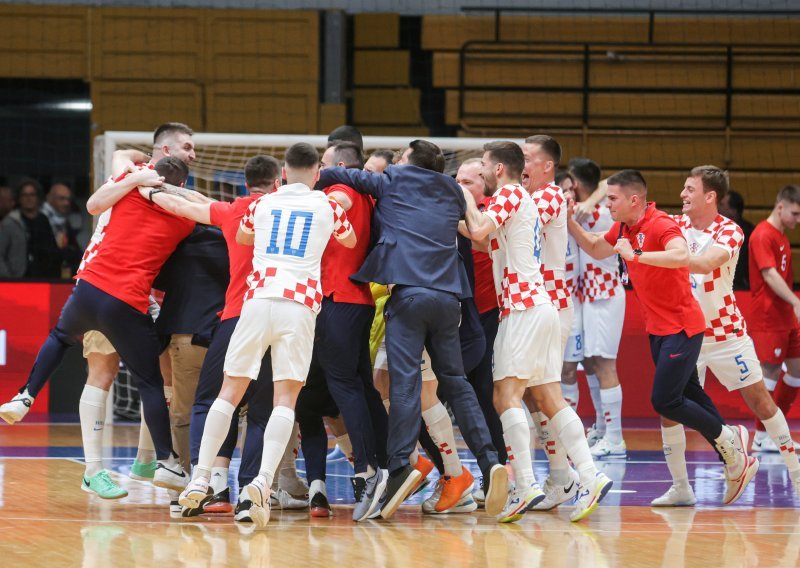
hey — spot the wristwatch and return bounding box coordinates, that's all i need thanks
[631,249,643,263]
[148,189,164,202]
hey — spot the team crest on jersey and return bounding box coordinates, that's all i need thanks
[689,241,700,254]
[775,348,783,358]
[636,233,645,248]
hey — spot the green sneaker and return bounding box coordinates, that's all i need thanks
[129,458,158,481]
[81,470,128,499]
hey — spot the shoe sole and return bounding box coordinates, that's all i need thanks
[154,477,189,493]
[571,477,613,522]
[203,502,234,514]
[80,483,128,500]
[244,484,270,528]
[178,488,210,509]
[381,469,422,520]
[0,411,21,425]
[484,464,509,517]
[128,473,155,482]
[724,456,759,506]
[310,507,332,518]
[650,499,697,507]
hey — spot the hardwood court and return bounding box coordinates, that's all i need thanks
[1,422,798,567]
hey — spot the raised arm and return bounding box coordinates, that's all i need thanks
[111,149,150,178]
[574,179,608,224]
[318,167,387,199]
[461,187,496,242]
[616,236,689,268]
[329,199,357,249]
[87,167,163,215]
[567,198,616,259]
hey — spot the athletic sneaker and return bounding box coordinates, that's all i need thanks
[0,389,34,424]
[436,467,474,512]
[586,424,604,448]
[178,477,211,509]
[423,479,477,514]
[411,455,435,494]
[381,465,423,520]
[590,437,627,458]
[352,469,388,522]
[203,487,233,514]
[243,476,271,529]
[531,469,580,511]
[752,431,800,453]
[570,471,613,522]
[153,461,189,492]
[483,463,510,517]
[234,495,253,523]
[326,445,347,462]
[497,482,545,523]
[278,471,309,499]
[651,484,697,507]
[472,476,485,508]
[270,487,308,510]
[309,491,332,518]
[717,424,759,505]
[168,489,181,519]
[81,470,128,499]
[129,459,157,481]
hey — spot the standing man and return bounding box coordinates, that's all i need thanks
[0,185,26,277]
[748,185,800,451]
[719,190,755,291]
[11,178,60,277]
[568,169,759,506]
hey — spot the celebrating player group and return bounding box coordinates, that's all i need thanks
[1,122,798,529]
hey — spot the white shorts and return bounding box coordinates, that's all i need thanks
[374,338,388,371]
[83,330,117,357]
[493,304,562,387]
[698,335,763,392]
[558,305,574,358]
[374,338,435,382]
[583,293,626,359]
[564,301,584,363]
[224,298,316,382]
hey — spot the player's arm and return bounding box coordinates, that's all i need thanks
[688,247,731,274]
[111,149,150,178]
[159,182,216,204]
[762,267,800,321]
[616,236,689,268]
[86,167,163,215]
[145,189,212,224]
[567,199,616,259]
[327,189,353,211]
[318,167,386,199]
[236,226,254,246]
[330,199,357,249]
[574,179,608,223]
[461,187,495,243]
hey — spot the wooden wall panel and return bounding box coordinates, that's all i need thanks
[354,51,409,86]
[91,81,203,133]
[353,88,420,125]
[206,83,318,133]
[586,134,726,170]
[354,13,399,48]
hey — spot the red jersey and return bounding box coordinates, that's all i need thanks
[473,197,498,314]
[604,203,705,337]
[748,220,797,331]
[320,184,374,305]
[209,195,257,321]
[77,189,195,313]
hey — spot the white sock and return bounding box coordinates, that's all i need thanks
[195,399,235,479]
[80,385,107,477]
[210,467,229,494]
[535,412,570,485]
[259,406,296,488]
[661,424,690,489]
[551,407,597,486]
[600,386,624,444]
[136,402,155,463]
[762,409,800,475]
[500,407,535,486]
[422,402,462,477]
[309,478,327,499]
[586,374,604,433]
[561,382,579,411]
[336,434,355,466]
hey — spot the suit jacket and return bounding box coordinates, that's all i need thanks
[317,165,471,299]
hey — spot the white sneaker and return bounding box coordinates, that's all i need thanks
[422,479,477,514]
[752,431,778,453]
[270,487,308,510]
[716,424,759,506]
[278,471,309,499]
[497,482,544,523]
[570,472,613,522]
[590,437,627,458]
[178,476,210,509]
[0,389,34,424]
[472,476,485,508]
[244,476,271,529]
[531,469,580,511]
[153,460,189,492]
[168,489,182,519]
[586,424,605,448]
[651,484,697,507]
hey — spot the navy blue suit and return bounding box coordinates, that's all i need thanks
[318,166,499,475]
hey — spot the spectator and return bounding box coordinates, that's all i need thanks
[719,190,755,290]
[0,185,26,277]
[42,182,82,276]
[11,178,61,278]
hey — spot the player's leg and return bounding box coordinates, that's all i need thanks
[167,334,206,473]
[751,330,789,448]
[561,300,583,412]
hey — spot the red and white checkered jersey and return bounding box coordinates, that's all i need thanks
[676,214,746,343]
[78,207,112,273]
[578,199,623,303]
[484,183,551,320]
[239,183,353,313]
[532,182,572,310]
[565,232,580,299]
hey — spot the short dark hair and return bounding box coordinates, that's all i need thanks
[525,134,562,167]
[408,139,445,173]
[483,141,524,179]
[153,122,194,145]
[690,165,729,202]
[327,125,363,150]
[16,177,42,199]
[245,155,281,188]
[776,184,800,206]
[568,158,601,192]
[725,190,745,216]
[370,149,395,165]
[154,156,190,186]
[607,169,648,196]
[285,143,320,170]
[554,169,574,188]
[331,141,364,169]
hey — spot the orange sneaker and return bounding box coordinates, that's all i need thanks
[435,467,474,512]
[411,455,435,493]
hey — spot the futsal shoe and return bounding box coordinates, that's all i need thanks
[650,484,697,507]
[81,470,128,499]
[309,491,332,518]
[436,467,474,512]
[168,490,182,519]
[0,389,34,424]
[590,437,627,458]
[752,431,800,453]
[129,458,157,481]
[484,463,510,517]
[153,459,189,492]
[234,494,253,523]
[531,469,580,511]
[497,482,545,523]
[352,469,388,522]
[244,476,271,529]
[179,477,211,509]
[278,471,309,499]
[411,455,435,494]
[380,465,423,520]
[717,424,759,505]
[570,472,613,522]
[423,480,477,514]
[472,476,485,508]
[270,487,308,510]
[203,487,234,514]
[585,424,605,448]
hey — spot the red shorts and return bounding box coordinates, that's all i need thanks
[750,328,800,365]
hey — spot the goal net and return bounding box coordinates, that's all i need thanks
[94,131,507,419]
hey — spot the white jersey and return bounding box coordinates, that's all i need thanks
[239,183,353,312]
[675,214,746,344]
[532,181,572,310]
[578,198,623,303]
[78,208,111,272]
[565,232,580,300]
[484,183,551,320]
